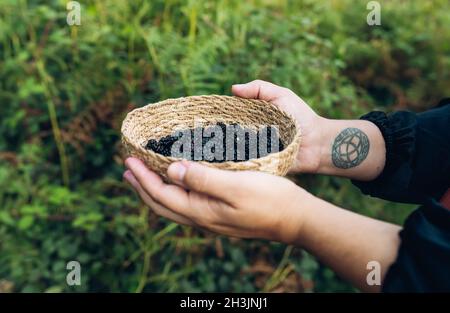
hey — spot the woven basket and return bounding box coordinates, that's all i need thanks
[121,95,301,181]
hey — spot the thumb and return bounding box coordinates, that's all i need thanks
[167,161,239,199]
[231,80,290,102]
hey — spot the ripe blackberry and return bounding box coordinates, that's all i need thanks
[145,123,284,162]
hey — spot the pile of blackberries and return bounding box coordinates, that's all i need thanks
[145,123,284,163]
[146,134,183,157]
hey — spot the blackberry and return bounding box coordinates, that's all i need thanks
[145,123,284,162]
[145,139,160,152]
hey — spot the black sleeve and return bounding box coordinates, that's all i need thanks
[382,199,450,292]
[351,99,450,204]
[351,99,450,292]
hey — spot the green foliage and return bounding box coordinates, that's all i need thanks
[0,0,448,292]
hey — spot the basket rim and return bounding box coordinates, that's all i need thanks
[121,95,302,167]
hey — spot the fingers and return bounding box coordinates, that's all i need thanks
[125,158,192,217]
[123,170,195,226]
[167,160,240,201]
[231,80,291,101]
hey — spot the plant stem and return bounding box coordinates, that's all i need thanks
[36,60,70,187]
[135,249,151,293]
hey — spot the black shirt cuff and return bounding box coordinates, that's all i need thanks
[351,110,418,203]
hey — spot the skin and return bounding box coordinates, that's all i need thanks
[123,80,401,292]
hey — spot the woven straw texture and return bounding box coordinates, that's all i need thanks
[121,95,301,181]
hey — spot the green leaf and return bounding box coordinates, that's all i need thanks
[0,211,15,226]
[20,204,48,217]
[18,215,34,230]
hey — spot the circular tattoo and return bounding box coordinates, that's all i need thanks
[332,128,370,169]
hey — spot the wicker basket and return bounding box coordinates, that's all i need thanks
[121,95,301,181]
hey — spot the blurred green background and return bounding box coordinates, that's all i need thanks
[0,0,449,292]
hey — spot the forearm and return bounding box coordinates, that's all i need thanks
[286,192,401,292]
[314,117,386,181]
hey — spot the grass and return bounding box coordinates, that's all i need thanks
[0,0,449,292]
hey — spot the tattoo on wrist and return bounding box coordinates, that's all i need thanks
[331,128,369,169]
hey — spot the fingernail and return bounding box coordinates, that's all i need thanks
[168,162,187,181]
[124,157,134,168]
[126,157,142,169]
[123,170,132,181]
[232,84,244,88]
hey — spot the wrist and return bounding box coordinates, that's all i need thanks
[272,184,315,245]
[315,118,386,181]
[291,115,329,175]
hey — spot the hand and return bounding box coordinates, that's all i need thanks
[123,157,310,243]
[123,157,400,292]
[232,80,325,174]
[232,80,386,180]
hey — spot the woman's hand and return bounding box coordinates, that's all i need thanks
[123,157,310,243]
[232,80,386,181]
[232,80,324,174]
[123,157,401,292]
